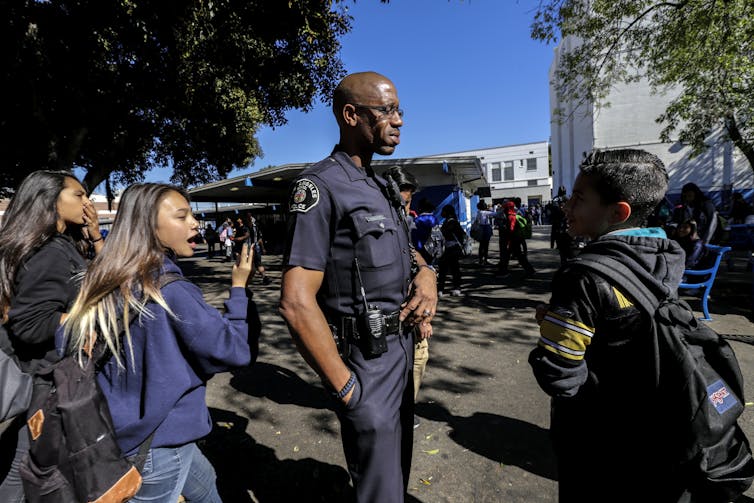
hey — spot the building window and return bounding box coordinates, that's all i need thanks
[504,161,514,181]
[519,159,524,167]
[527,158,537,171]
[490,162,501,182]
[527,179,538,187]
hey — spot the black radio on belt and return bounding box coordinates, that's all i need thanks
[354,258,388,356]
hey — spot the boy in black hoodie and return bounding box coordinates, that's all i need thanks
[529,149,688,502]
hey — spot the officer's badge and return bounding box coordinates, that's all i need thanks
[289,178,320,213]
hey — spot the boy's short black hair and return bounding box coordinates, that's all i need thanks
[579,149,668,228]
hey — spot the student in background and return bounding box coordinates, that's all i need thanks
[673,183,719,244]
[413,198,438,264]
[384,166,434,430]
[473,201,495,265]
[438,205,464,297]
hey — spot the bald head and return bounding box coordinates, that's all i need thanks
[332,72,395,124]
[331,71,402,162]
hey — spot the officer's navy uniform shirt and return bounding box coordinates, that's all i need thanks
[284,150,412,319]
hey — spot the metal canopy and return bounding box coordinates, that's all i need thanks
[187,156,485,204]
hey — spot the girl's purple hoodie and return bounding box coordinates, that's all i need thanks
[93,258,255,456]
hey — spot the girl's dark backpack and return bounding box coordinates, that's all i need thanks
[0,324,32,423]
[19,273,185,503]
[19,353,144,503]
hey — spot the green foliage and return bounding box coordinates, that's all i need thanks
[0,0,352,195]
[532,0,754,172]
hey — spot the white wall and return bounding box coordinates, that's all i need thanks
[550,36,754,201]
[549,38,594,197]
[431,141,551,202]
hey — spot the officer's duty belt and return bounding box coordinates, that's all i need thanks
[340,311,401,341]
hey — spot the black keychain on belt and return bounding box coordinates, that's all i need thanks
[353,257,388,356]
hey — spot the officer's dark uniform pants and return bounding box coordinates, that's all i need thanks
[336,329,414,502]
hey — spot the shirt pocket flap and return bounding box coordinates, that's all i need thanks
[353,213,397,239]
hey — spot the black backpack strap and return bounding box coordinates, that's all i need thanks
[570,253,662,314]
[127,429,157,472]
[569,253,667,388]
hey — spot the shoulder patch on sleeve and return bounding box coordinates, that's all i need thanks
[289,178,320,213]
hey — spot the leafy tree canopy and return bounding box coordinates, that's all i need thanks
[532,0,754,172]
[0,0,352,195]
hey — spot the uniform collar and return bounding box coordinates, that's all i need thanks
[330,148,369,182]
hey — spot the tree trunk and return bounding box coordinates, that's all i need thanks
[105,176,114,212]
[83,166,112,196]
[725,115,754,176]
[53,127,88,173]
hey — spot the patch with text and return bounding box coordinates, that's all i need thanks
[707,379,738,415]
[289,178,320,214]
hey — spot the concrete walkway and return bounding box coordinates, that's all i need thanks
[181,228,754,502]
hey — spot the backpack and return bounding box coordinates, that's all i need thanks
[20,273,186,503]
[457,229,473,257]
[514,214,532,239]
[423,224,445,260]
[0,324,32,423]
[574,253,754,500]
[470,214,482,241]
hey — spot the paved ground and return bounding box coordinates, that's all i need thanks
[181,228,754,502]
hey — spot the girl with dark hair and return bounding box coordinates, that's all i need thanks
[674,183,719,244]
[438,205,464,296]
[673,219,709,270]
[62,183,256,502]
[0,170,102,502]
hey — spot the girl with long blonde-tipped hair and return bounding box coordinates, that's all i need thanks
[62,183,257,502]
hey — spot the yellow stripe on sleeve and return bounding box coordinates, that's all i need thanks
[537,312,595,361]
[545,311,594,333]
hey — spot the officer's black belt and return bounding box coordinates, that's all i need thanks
[339,311,401,341]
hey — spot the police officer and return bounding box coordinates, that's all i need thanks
[279,71,438,502]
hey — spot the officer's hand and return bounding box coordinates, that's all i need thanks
[342,386,355,406]
[535,303,549,325]
[232,244,254,287]
[400,267,438,325]
[416,321,432,341]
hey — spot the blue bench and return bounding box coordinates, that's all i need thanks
[678,244,731,321]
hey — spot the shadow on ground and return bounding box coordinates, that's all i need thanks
[416,401,557,481]
[229,362,333,410]
[202,407,426,503]
[201,407,352,502]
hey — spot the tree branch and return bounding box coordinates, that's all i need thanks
[594,1,690,80]
[726,114,754,173]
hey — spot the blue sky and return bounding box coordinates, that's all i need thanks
[141,0,556,186]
